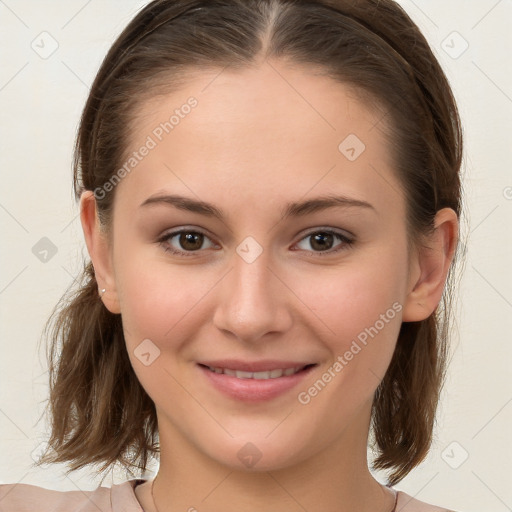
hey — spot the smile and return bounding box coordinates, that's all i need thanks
[205,365,307,379]
[197,362,317,402]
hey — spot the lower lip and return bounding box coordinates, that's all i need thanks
[198,364,316,402]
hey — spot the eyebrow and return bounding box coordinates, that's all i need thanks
[139,193,376,219]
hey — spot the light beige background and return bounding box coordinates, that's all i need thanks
[0,1,511,511]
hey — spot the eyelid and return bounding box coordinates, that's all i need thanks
[299,225,355,240]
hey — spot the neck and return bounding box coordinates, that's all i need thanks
[148,404,395,512]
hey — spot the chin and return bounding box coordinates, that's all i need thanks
[199,429,318,473]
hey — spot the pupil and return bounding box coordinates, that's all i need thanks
[181,232,202,250]
[311,233,333,251]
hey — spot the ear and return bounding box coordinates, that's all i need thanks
[402,208,458,322]
[80,191,121,314]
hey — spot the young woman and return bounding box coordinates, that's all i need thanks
[0,0,464,510]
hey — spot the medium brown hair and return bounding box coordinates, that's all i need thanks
[39,0,465,486]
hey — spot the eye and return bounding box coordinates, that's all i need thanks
[157,227,354,258]
[294,229,354,256]
[158,228,217,257]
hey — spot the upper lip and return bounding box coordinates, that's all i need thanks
[198,360,315,372]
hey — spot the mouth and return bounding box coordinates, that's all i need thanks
[197,361,318,402]
[199,363,315,380]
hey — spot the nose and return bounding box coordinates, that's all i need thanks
[212,247,293,344]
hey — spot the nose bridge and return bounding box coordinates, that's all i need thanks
[213,240,290,341]
[233,245,272,301]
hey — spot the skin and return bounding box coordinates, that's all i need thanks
[81,60,458,512]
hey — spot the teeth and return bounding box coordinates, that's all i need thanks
[207,365,304,379]
[235,370,253,379]
[254,370,277,379]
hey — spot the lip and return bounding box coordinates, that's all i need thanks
[197,360,317,402]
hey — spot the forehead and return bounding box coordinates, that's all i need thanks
[116,61,403,217]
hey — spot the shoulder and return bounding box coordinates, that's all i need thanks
[0,482,112,512]
[0,480,143,512]
[396,489,460,512]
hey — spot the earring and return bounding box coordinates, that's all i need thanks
[99,288,106,297]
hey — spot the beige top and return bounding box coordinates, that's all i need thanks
[0,479,457,511]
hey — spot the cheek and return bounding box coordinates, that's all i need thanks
[299,255,405,340]
[293,249,406,395]
[116,256,212,405]
[117,258,209,344]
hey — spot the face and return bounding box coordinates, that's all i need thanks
[95,61,420,471]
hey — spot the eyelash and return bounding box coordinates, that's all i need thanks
[157,228,354,258]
